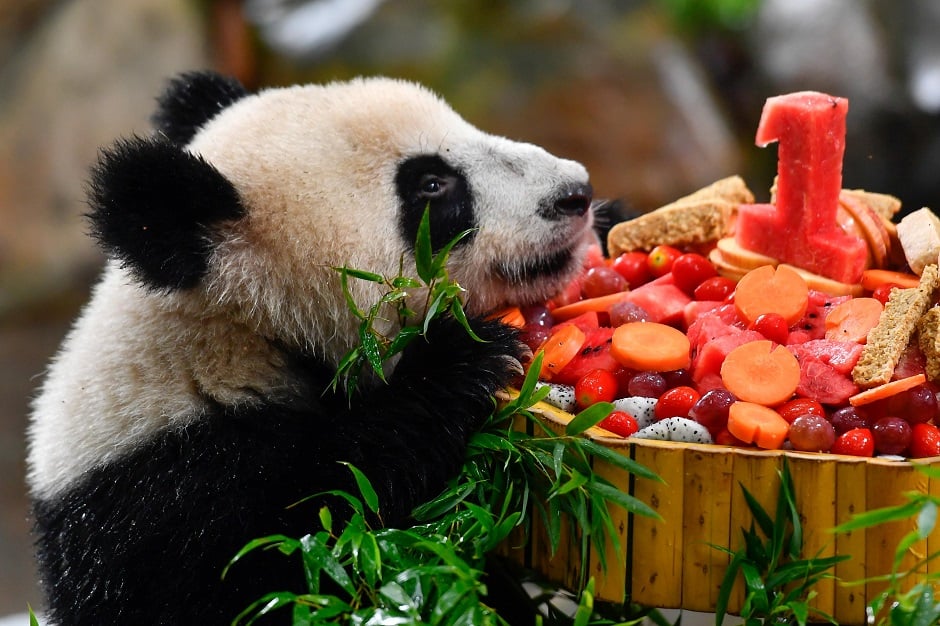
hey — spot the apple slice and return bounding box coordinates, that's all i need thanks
[778,264,864,297]
[715,237,778,270]
[839,191,889,268]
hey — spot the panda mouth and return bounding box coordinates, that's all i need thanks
[494,245,575,285]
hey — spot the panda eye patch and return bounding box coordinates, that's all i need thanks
[396,154,475,253]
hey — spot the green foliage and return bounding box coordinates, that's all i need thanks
[331,206,476,397]
[713,460,849,626]
[832,464,940,626]
[230,360,661,624]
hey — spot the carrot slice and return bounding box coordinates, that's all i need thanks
[720,339,800,406]
[727,401,790,449]
[487,306,525,328]
[823,297,884,344]
[538,324,586,380]
[734,264,809,326]
[551,292,630,321]
[610,322,691,372]
[848,373,927,407]
[861,268,920,291]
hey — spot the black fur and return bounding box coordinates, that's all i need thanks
[87,136,245,290]
[33,316,525,625]
[396,154,476,252]
[152,71,249,146]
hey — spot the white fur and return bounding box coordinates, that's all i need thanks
[27,77,593,499]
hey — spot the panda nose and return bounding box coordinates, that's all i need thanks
[547,183,593,219]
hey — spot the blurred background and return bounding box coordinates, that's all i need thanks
[3,0,940,616]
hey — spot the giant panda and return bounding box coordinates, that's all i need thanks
[26,71,595,625]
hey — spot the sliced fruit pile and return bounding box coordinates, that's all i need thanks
[502,90,940,460]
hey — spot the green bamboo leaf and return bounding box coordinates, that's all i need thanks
[715,549,746,625]
[339,267,385,283]
[391,276,422,289]
[232,591,300,625]
[552,470,589,497]
[301,533,355,595]
[341,462,380,515]
[357,532,382,588]
[917,500,938,537]
[336,268,366,321]
[224,534,298,579]
[589,480,661,520]
[385,325,421,358]
[359,331,386,381]
[741,483,775,539]
[429,228,475,278]
[318,506,332,533]
[414,207,434,283]
[28,606,39,626]
[565,402,614,436]
[423,289,448,333]
[833,500,926,533]
[789,600,810,626]
[740,561,769,613]
[572,578,595,626]
[552,441,565,480]
[579,439,662,482]
[448,299,484,342]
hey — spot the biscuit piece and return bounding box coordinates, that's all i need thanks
[841,189,902,221]
[918,306,940,383]
[606,175,754,257]
[852,264,940,386]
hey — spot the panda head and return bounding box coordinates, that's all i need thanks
[90,71,594,365]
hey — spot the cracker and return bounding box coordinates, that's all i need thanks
[606,176,753,257]
[918,306,940,383]
[852,264,940,386]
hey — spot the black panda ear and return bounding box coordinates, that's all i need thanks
[151,70,249,145]
[87,136,245,290]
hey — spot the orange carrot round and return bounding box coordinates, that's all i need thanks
[610,322,691,372]
[861,268,920,291]
[487,306,526,328]
[823,297,883,344]
[727,401,790,449]
[537,324,586,380]
[551,292,630,321]
[734,264,809,326]
[720,339,800,406]
[849,373,927,407]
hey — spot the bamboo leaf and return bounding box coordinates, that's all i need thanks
[318,506,332,534]
[359,331,385,381]
[342,462,380,515]
[449,299,484,342]
[565,402,614,436]
[429,228,475,278]
[414,207,434,283]
[579,439,663,482]
[589,480,661,520]
[741,483,775,539]
[224,535,298,579]
[391,276,422,289]
[833,500,926,533]
[552,470,589,497]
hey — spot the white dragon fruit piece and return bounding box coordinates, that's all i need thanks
[631,417,713,444]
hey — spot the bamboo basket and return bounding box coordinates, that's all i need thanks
[504,398,940,626]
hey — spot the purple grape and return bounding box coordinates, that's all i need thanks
[830,406,870,434]
[609,301,651,326]
[628,371,667,398]
[689,388,735,433]
[662,368,693,389]
[522,305,553,331]
[788,415,836,452]
[872,417,912,455]
[521,328,551,352]
[894,385,938,425]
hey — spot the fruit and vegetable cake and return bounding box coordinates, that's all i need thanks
[507,91,940,461]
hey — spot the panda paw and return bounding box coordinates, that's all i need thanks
[395,314,528,393]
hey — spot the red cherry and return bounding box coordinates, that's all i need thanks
[671,253,718,296]
[654,386,701,420]
[693,276,737,302]
[831,427,875,457]
[647,245,682,278]
[597,410,640,437]
[611,251,652,288]
[748,313,790,345]
[909,423,940,458]
[574,368,619,409]
[871,282,901,306]
[776,398,826,424]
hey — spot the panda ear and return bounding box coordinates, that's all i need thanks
[151,70,249,145]
[87,136,245,290]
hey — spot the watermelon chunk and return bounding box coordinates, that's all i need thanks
[624,283,691,326]
[552,327,618,385]
[787,339,863,376]
[787,291,852,343]
[735,92,868,284]
[793,354,859,405]
[691,330,765,388]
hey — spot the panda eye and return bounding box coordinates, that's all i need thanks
[418,174,448,198]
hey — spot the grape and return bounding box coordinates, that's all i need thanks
[688,388,735,433]
[891,385,938,425]
[522,305,553,330]
[520,327,551,352]
[580,266,628,299]
[609,301,651,326]
[830,406,870,434]
[627,371,667,398]
[872,417,912,455]
[662,368,693,389]
[788,415,836,452]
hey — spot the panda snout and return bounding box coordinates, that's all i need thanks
[539,183,593,220]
